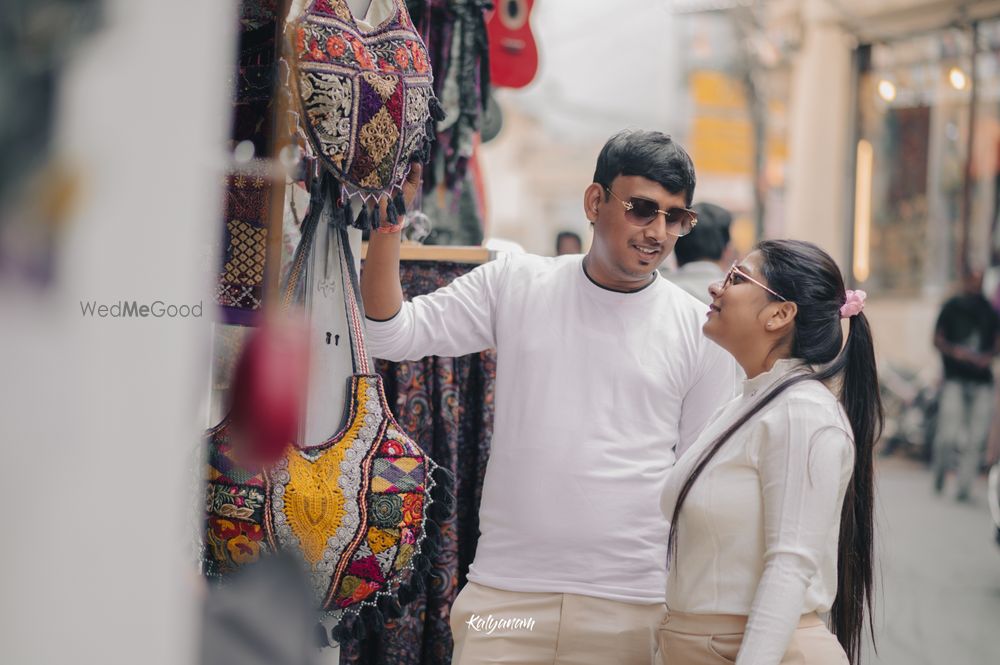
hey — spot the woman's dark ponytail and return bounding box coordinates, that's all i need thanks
[831,310,882,665]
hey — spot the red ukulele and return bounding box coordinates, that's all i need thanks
[486,0,538,89]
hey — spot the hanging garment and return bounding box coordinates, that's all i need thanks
[405,0,490,193]
[216,168,272,324]
[216,2,281,325]
[289,0,443,204]
[203,190,451,641]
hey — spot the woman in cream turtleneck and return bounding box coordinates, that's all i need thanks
[660,240,880,665]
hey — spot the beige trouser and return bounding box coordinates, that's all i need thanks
[449,581,666,665]
[657,611,848,664]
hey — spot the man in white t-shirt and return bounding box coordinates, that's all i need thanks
[361,130,739,665]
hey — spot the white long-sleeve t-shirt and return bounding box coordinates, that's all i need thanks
[662,359,855,664]
[365,253,739,603]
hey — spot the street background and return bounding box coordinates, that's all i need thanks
[867,457,1000,663]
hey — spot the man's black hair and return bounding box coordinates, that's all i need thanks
[593,130,697,206]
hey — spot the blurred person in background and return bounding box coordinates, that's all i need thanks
[932,268,1000,502]
[555,230,583,255]
[663,202,732,305]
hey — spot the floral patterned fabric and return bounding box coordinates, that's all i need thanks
[291,0,438,201]
[340,260,496,665]
[203,420,272,574]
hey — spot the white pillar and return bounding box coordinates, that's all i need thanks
[0,1,236,664]
[784,0,855,267]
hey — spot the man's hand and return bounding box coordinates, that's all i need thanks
[949,345,993,369]
[971,352,995,370]
[401,162,423,210]
[363,165,421,319]
[377,162,423,232]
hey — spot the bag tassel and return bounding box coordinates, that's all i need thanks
[350,203,365,230]
[321,458,457,649]
[383,196,398,229]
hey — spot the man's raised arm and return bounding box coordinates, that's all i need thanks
[360,163,423,320]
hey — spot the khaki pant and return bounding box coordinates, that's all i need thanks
[657,611,848,664]
[449,581,666,665]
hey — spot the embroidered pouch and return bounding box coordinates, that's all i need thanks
[289,0,440,201]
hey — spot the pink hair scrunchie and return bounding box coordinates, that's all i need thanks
[840,289,867,319]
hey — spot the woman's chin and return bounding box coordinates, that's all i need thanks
[702,315,716,336]
[702,317,725,347]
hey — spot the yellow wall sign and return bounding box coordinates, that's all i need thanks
[688,70,753,176]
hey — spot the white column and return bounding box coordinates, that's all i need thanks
[784,0,855,267]
[0,1,236,664]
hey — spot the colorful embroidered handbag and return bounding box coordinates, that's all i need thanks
[203,191,449,638]
[289,0,442,205]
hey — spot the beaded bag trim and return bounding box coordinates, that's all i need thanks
[265,374,436,610]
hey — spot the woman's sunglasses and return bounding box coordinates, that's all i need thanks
[604,187,698,237]
[722,262,787,301]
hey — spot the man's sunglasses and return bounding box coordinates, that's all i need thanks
[604,187,698,237]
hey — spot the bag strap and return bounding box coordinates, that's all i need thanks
[337,225,371,374]
[280,173,329,308]
[280,171,372,375]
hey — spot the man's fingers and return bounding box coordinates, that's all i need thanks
[401,162,423,210]
[406,162,423,184]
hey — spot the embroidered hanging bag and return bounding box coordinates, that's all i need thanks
[289,0,443,207]
[203,186,450,638]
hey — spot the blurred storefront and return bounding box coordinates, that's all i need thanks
[674,4,794,257]
[684,0,1000,370]
[818,0,1000,370]
[483,1,1000,371]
